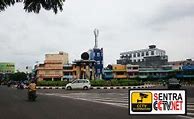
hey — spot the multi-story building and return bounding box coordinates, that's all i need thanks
[63,64,75,81]
[117,45,168,67]
[112,64,127,79]
[169,59,194,80]
[168,59,194,70]
[176,64,194,80]
[126,64,139,78]
[36,51,69,81]
[88,48,103,79]
[102,67,114,80]
[138,66,174,79]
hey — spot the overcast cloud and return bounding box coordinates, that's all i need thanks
[0,0,194,71]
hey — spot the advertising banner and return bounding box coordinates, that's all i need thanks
[0,63,15,73]
[129,89,186,115]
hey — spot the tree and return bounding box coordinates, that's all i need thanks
[9,72,27,81]
[0,0,65,14]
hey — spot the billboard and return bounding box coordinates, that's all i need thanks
[129,89,186,115]
[0,63,15,73]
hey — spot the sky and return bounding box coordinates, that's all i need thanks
[0,0,194,71]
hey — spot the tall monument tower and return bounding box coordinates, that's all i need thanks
[94,28,99,49]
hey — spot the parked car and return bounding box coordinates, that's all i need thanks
[65,79,91,90]
[167,78,181,89]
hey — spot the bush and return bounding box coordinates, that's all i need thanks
[37,81,68,86]
[90,80,111,86]
[37,79,144,86]
[91,79,141,86]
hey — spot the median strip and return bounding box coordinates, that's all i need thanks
[35,85,155,90]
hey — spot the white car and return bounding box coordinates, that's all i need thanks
[65,79,91,90]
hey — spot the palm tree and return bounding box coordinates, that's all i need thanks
[0,0,65,14]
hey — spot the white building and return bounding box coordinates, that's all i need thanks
[117,45,168,67]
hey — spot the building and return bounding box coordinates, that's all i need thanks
[176,64,194,80]
[88,29,103,79]
[117,45,168,67]
[0,62,15,80]
[88,48,103,79]
[112,64,127,79]
[102,65,114,80]
[138,66,174,80]
[36,52,69,81]
[73,60,96,80]
[168,59,194,70]
[169,59,194,80]
[63,64,76,81]
[126,64,139,78]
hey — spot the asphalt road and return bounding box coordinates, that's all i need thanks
[0,85,193,119]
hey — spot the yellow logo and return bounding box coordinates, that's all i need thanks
[131,92,152,112]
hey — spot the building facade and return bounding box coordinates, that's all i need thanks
[112,64,127,79]
[63,64,76,81]
[168,59,194,70]
[36,52,69,81]
[88,48,103,79]
[126,64,139,78]
[117,45,168,67]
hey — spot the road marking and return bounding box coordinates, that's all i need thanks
[39,92,194,118]
[187,105,194,108]
[178,115,194,119]
[188,103,194,105]
[188,108,194,111]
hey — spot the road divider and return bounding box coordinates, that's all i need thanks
[33,85,155,90]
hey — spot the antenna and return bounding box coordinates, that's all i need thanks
[94,28,99,48]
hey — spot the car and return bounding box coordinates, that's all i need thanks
[65,79,91,90]
[167,78,181,89]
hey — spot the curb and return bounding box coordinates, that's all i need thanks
[34,85,155,90]
[144,83,194,86]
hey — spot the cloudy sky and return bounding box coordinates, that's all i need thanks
[0,0,194,71]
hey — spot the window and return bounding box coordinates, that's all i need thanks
[133,53,136,57]
[137,53,140,57]
[97,61,100,64]
[138,59,140,62]
[97,52,100,57]
[146,52,149,56]
[141,52,144,56]
[72,80,78,83]
[133,67,138,70]
[151,51,154,55]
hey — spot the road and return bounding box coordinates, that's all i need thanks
[0,85,193,119]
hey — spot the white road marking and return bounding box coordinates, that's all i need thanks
[187,108,194,111]
[39,92,194,119]
[187,105,194,108]
[178,115,194,119]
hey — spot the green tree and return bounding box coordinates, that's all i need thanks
[9,72,27,81]
[0,0,65,14]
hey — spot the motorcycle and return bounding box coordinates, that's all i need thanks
[28,91,37,101]
[17,83,24,89]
